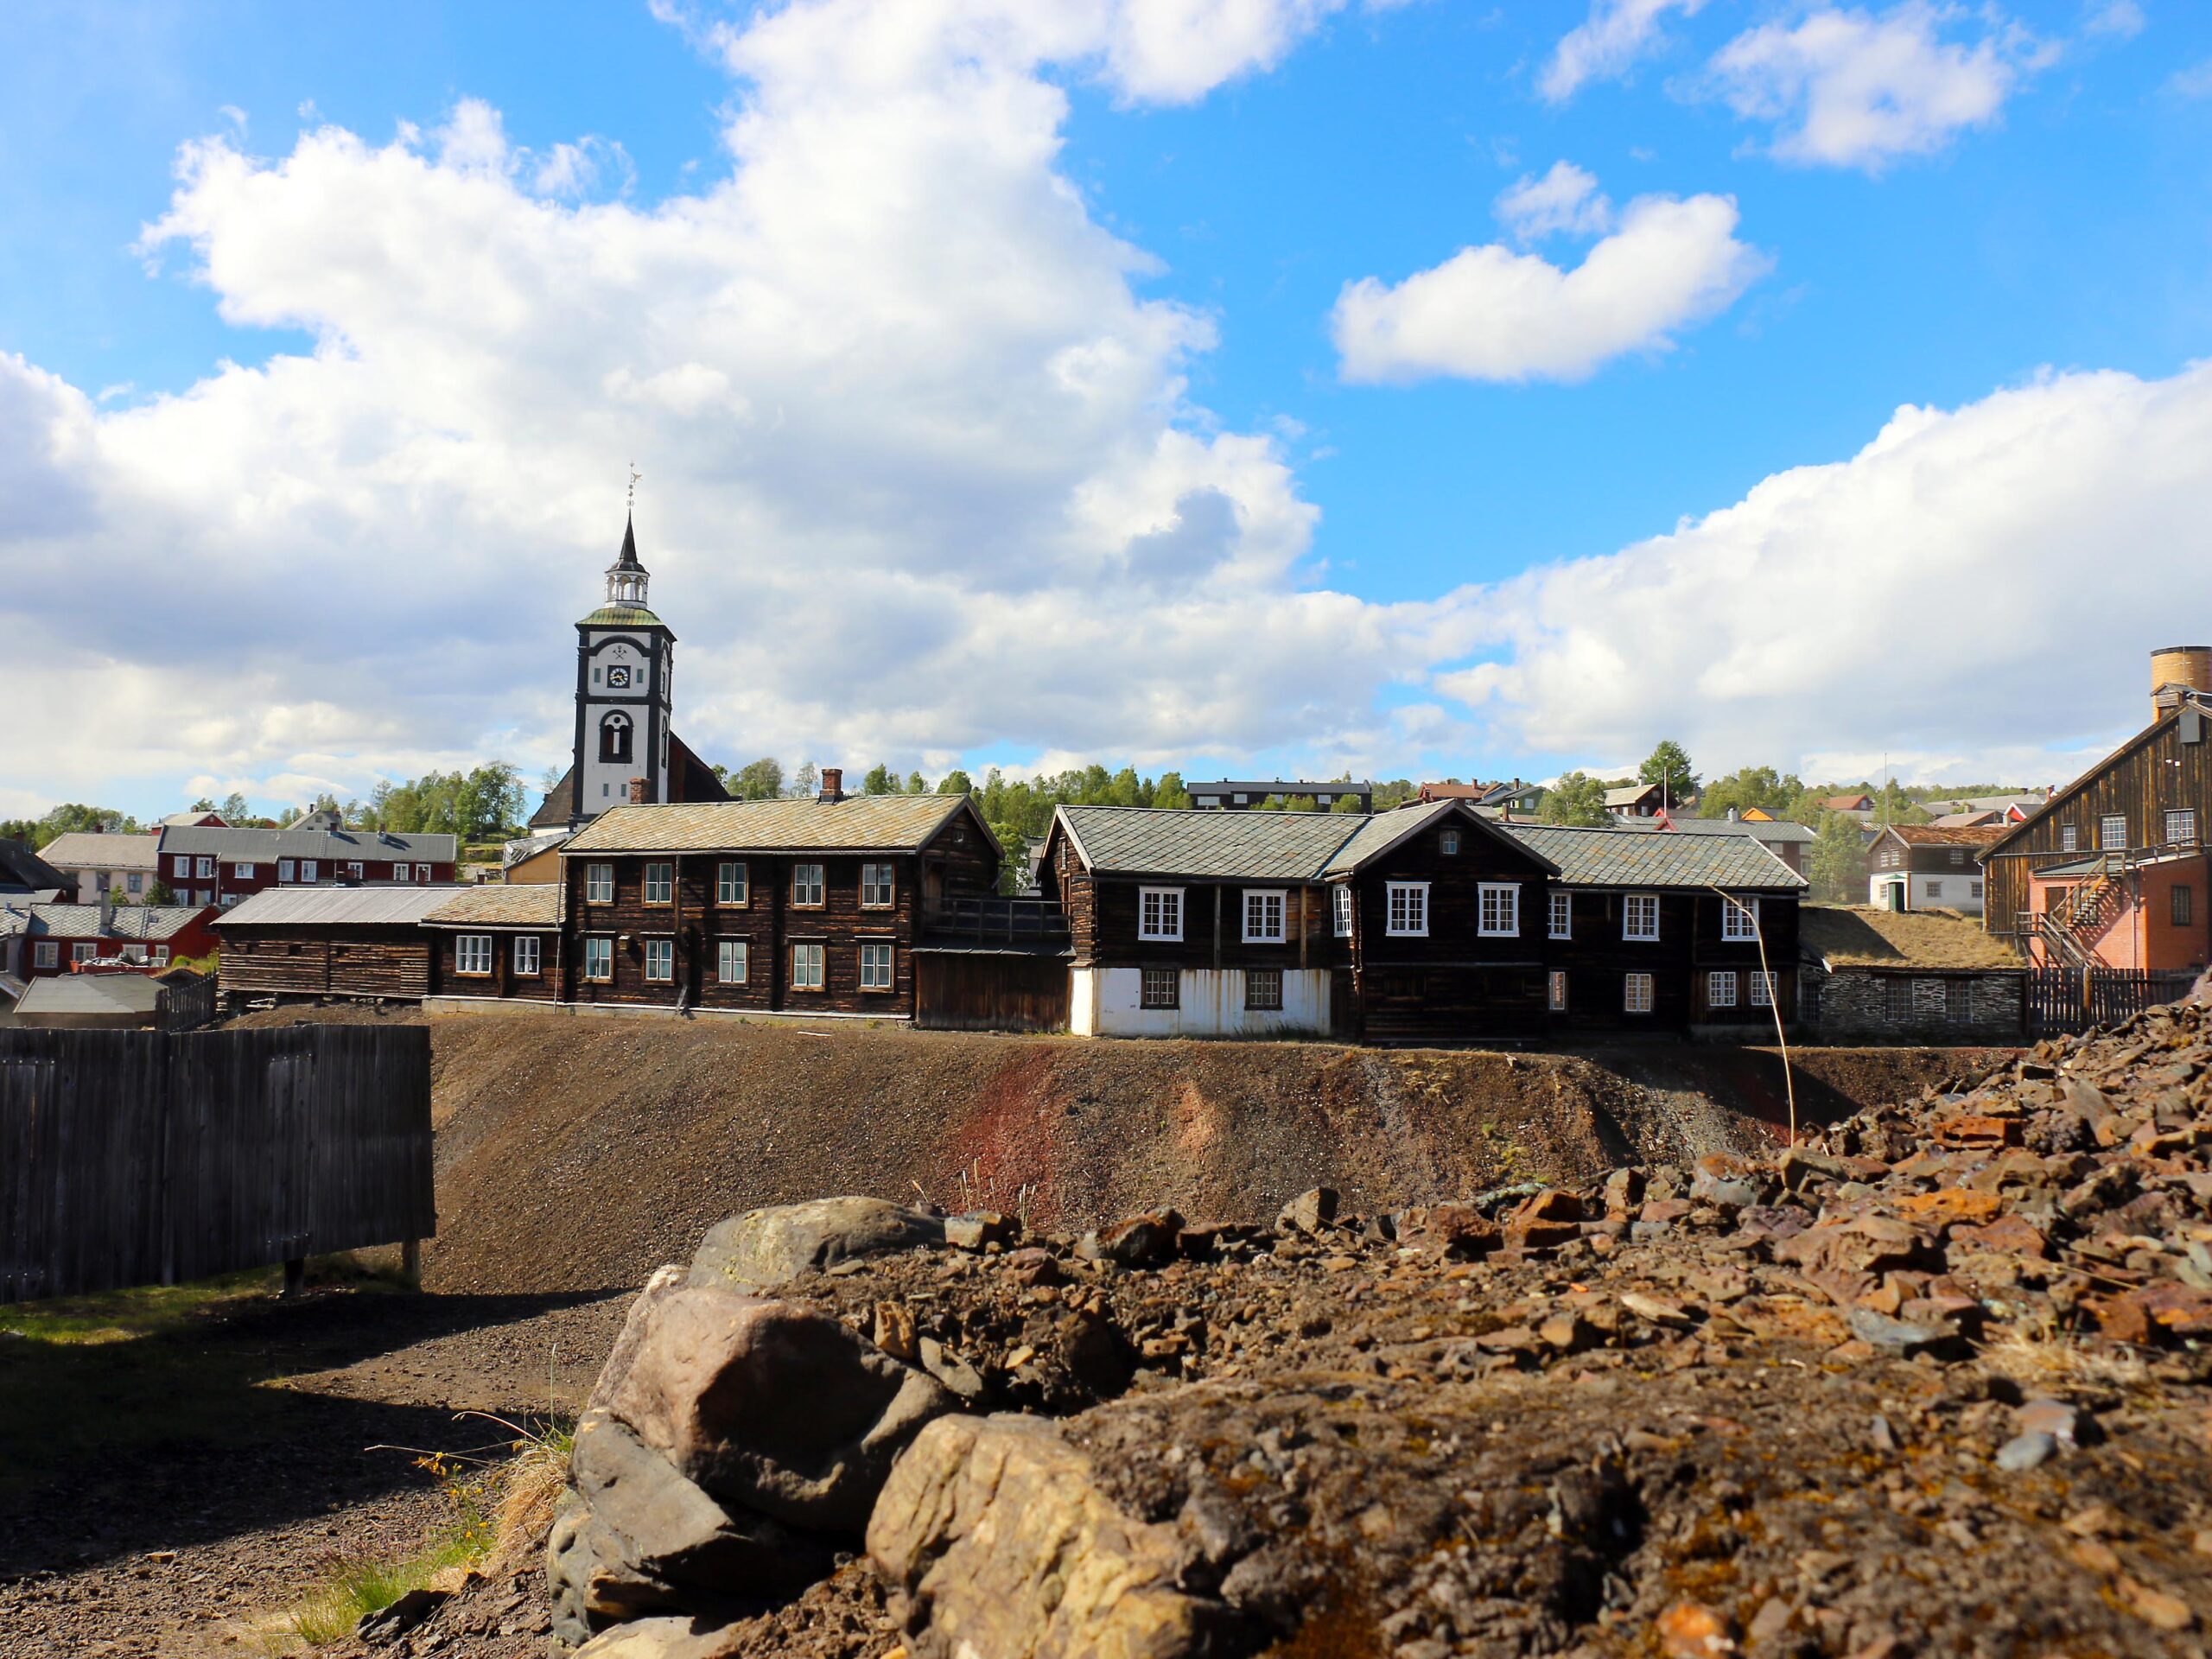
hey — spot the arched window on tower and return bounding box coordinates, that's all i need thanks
[601,711,632,765]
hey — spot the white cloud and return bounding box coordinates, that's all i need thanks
[2170,57,2212,98]
[2082,1,2145,41]
[1707,3,2054,172]
[1433,361,2212,784]
[1331,183,1766,384]
[0,0,1446,811]
[1541,0,1710,103]
[1494,160,1614,241]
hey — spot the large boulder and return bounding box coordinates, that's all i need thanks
[687,1198,944,1294]
[570,1615,747,1659]
[603,1285,954,1532]
[586,1265,687,1416]
[868,1414,1237,1659]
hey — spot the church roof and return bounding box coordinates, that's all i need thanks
[608,512,645,573]
[577,603,667,628]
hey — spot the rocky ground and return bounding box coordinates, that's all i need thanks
[378,997,2212,1659]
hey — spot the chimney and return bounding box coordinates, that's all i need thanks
[819,767,845,803]
[1726,806,1738,822]
[2151,645,2212,721]
[99,889,112,933]
[628,777,648,805]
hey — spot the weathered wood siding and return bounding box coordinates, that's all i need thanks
[914,953,1071,1032]
[431,928,565,1002]
[1350,822,1552,1043]
[0,1025,434,1300]
[218,926,435,1000]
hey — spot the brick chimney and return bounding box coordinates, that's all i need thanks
[819,767,845,803]
[628,777,648,804]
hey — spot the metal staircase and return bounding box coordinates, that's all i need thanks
[2018,850,2129,968]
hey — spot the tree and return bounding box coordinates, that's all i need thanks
[1153,772,1191,810]
[861,764,897,796]
[1372,779,1417,811]
[108,884,131,908]
[904,770,929,795]
[189,797,217,814]
[1808,811,1868,904]
[219,791,250,823]
[1330,791,1365,814]
[937,769,975,797]
[732,758,785,800]
[146,879,175,906]
[1638,741,1698,808]
[1540,771,1611,827]
[1699,765,1802,821]
[791,762,820,798]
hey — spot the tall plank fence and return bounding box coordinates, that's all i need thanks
[0,1025,434,1301]
[2025,966,2199,1037]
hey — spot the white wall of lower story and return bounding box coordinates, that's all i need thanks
[1868,870,1986,914]
[1071,966,1331,1038]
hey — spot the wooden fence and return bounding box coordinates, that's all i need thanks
[0,1024,434,1300]
[156,973,219,1033]
[2025,966,2199,1037]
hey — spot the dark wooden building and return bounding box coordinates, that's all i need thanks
[1982,673,2212,953]
[214,886,464,1003]
[552,777,1001,1020]
[423,884,565,1005]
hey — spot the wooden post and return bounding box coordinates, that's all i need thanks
[401,1237,422,1287]
[282,1255,305,1298]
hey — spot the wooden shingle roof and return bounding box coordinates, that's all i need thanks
[562,794,982,855]
[1055,805,1359,880]
[423,885,563,927]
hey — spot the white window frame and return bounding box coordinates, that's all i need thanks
[346,861,363,880]
[300,860,317,883]
[34,942,56,969]
[1244,966,1283,1011]
[1719,895,1758,942]
[1749,970,1776,1007]
[791,863,825,908]
[277,859,296,882]
[174,855,191,878]
[416,863,432,882]
[1708,969,1738,1008]
[2060,824,2078,853]
[1386,881,1429,938]
[717,939,748,984]
[1243,889,1287,944]
[717,861,749,906]
[152,946,169,966]
[456,934,493,976]
[1926,880,1943,899]
[1549,891,1572,939]
[585,862,614,904]
[1140,965,1179,1009]
[1969,880,1984,899]
[860,862,896,909]
[791,941,826,991]
[1138,886,1184,942]
[72,943,95,964]
[195,857,215,878]
[1948,849,1966,868]
[512,935,541,977]
[643,861,674,905]
[584,937,613,982]
[1623,893,1660,942]
[232,861,253,880]
[126,873,143,894]
[1548,969,1567,1012]
[1475,881,1519,938]
[2166,808,2198,846]
[643,938,674,982]
[860,940,894,991]
[2099,814,2128,851]
[1332,885,1353,938]
[1624,972,1654,1014]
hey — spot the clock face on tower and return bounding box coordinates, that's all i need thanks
[607,665,632,688]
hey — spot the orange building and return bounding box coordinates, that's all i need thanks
[2024,849,2209,973]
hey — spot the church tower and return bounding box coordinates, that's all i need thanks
[569,513,676,822]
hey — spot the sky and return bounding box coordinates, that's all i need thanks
[4,0,2212,820]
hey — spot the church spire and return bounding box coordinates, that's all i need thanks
[605,512,649,608]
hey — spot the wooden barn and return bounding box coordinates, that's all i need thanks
[422,884,565,1006]
[214,886,465,1005]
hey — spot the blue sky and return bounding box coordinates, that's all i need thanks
[4,0,2212,818]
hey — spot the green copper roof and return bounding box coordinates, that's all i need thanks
[578,604,667,629]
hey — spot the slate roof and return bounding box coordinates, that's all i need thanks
[0,840,68,893]
[156,824,459,863]
[1499,823,1807,890]
[1185,780,1372,800]
[213,886,470,928]
[1056,805,1362,880]
[24,904,210,941]
[41,832,162,871]
[423,885,563,926]
[563,794,980,855]
[1618,816,1817,844]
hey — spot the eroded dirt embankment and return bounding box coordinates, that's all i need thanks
[415,1013,2003,1294]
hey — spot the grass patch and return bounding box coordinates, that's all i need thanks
[0,1268,273,1345]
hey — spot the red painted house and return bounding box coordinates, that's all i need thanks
[0,900,219,978]
[154,812,457,909]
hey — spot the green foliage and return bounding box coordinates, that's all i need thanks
[904,770,928,795]
[1539,771,1611,827]
[219,791,250,822]
[1371,779,1417,811]
[791,761,820,798]
[936,769,975,797]
[1637,740,1698,804]
[8,804,143,847]
[366,764,526,841]
[1330,791,1367,814]
[1807,811,1870,904]
[728,758,785,800]
[861,763,897,796]
[1152,771,1191,810]
[1698,765,1804,821]
[145,880,175,906]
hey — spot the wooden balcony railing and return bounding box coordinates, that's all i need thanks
[923,896,1071,947]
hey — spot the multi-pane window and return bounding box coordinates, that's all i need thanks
[2175,886,2196,928]
[174,855,191,878]
[1440,829,1460,855]
[1141,966,1179,1009]
[644,938,674,982]
[1332,886,1353,938]
[1139,887,1184,941]
[1948,849,1966,868]
[585,863,613,903]
[2060,824,2079,853]
[279,860,297,882]
[644,861,674,904]
[196,857,215,878]
[1386,882,1428,937]
[1708,970,1738,1007]
[791,864,825,907]
[717,861,749,905]
[1549,892,1572,939]
[301,860,317,883]
[1719,895,1758,941]
[791,942,826,990]
[1245,967,1283,1011]
[861,863,896,908]
[456,934,493,976]
[152,947,169,966]
[584,937,613,982]
[1749,970,1776,1007]
[416,864,433,882]
[347,862,363,880]
[1944,980,1970,1024]
[861,941,894,990]
[1884,977,1910,1021]
[233,861,253,880]
[1477,882,1518,937]
[2100,814,2128,850]
[1926,880,1943,900]
[1243,890,1286,943]
[513,936,541,976]
[2166,809,2198,846]
[1548,970,1567,1012]
[126,874,142,893]
[717,940,748,983]
[1623,973,1654,1014]
[34,942,55,969]
[1623,893,1660,941]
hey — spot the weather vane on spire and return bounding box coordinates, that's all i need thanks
[627,461,644,512]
